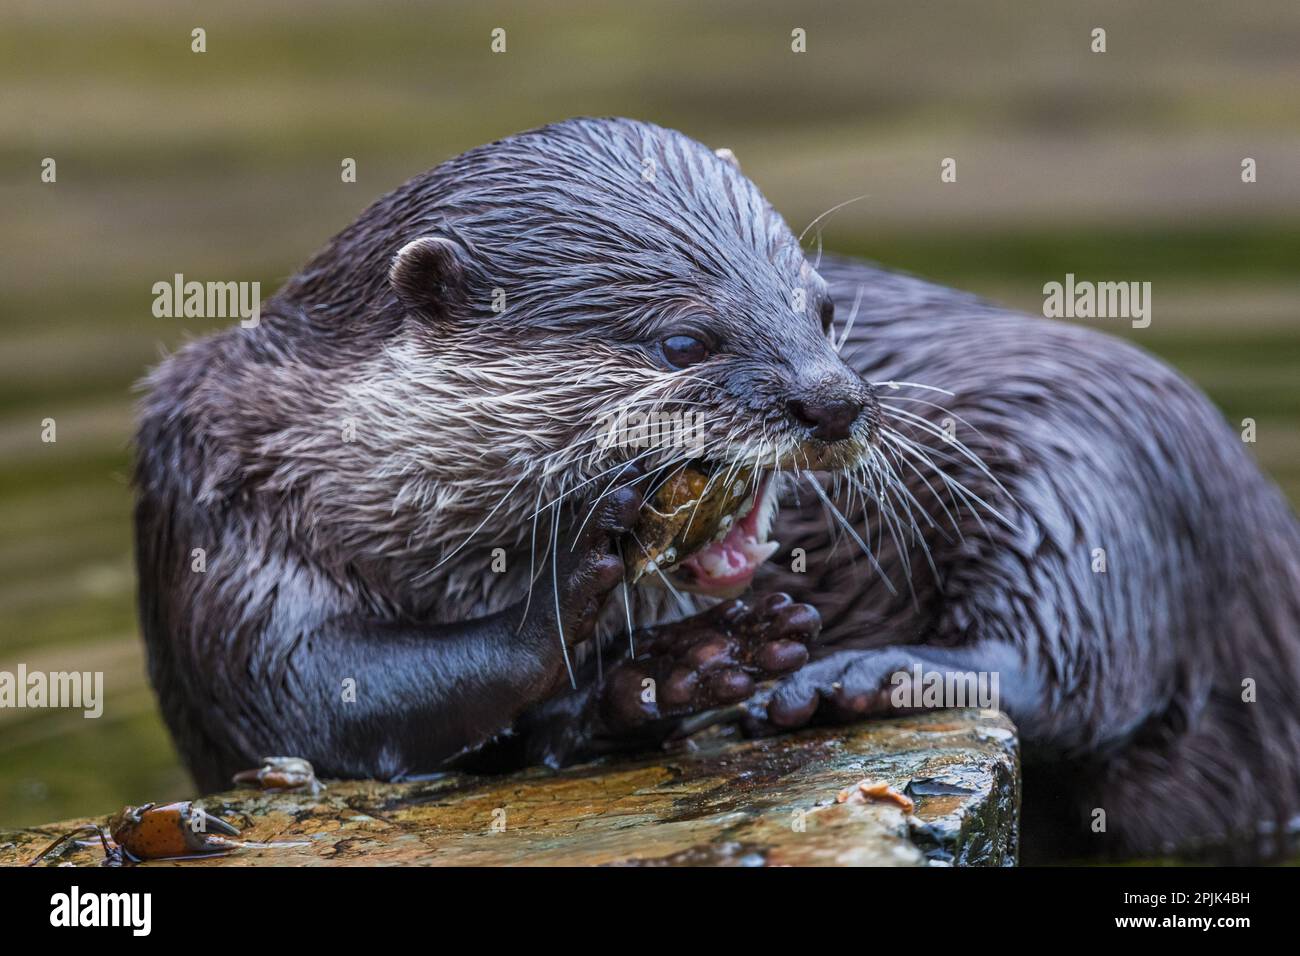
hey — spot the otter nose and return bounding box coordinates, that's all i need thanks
[788,397,863,442]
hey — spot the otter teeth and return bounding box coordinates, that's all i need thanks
[664,471,782,591]
[711,514,734,544]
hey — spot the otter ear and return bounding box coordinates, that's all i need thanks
[714,147,740,171]
[388,236,469,319]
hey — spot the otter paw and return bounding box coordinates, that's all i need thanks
[597,592,820,733]
[764,648,911,728]
[545,465,644,647]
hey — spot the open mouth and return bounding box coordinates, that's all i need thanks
[674,470,780,596]
[632,464,781,599]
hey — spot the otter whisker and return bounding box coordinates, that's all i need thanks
[849,456,888,555]
[810,465,871,574]
[660,372,727,394]
[797,193,871,244]
[860,459,920,606]
[878,403,1010,500]
[593,623,606,678]
[627,529,694,615]
[875,440,959,542]
[857,451,941,587]
[878,426,974,518]
[830,283,866,353]
[530,444,664,523]
[859,461,887,561]
[876,422,1014,529]
[617,539,636,658]
[888,438,979,540]
[567,452,695,546]
[819,473,849,561]
[877,395,1005,482]
[837,464,862,556]
[877,392,977,417]
[880,428,1010,536]
[863,456,907,549]
[804,472,897,596]
[550,495,577,690]
[820,464,853,558]
[568,454,661,550]
[419,470,532,580]
[517,483,548,632]
[878,418,1002,510]
[747,442,768,497]
[872,379,957,398]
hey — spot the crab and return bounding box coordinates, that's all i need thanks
[27,801,245,867]
[629,463,780,598]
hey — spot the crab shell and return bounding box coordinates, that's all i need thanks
[107,801,240,860]
[630,465,755,582]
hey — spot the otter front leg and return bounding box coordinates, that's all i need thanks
[273,481,643,785]
[512,593,822,767]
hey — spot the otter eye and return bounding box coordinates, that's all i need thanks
[819,298,835,334]
[661,334,710,369]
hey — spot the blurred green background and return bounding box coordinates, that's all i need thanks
[1,0,1297,827]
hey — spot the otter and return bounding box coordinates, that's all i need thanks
[134,116,1300,862]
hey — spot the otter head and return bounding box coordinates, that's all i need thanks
[291,117,876,599]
